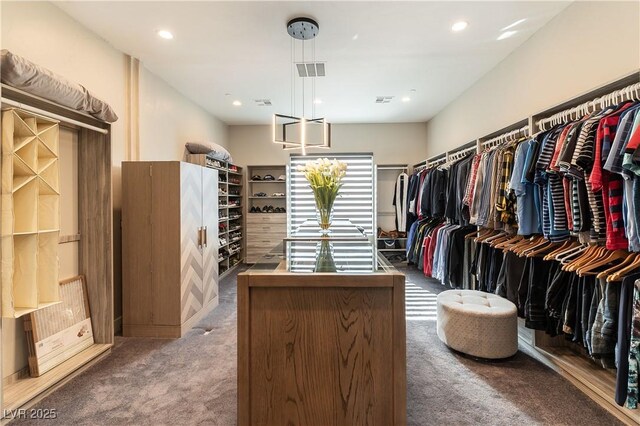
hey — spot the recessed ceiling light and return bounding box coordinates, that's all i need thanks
[402,96,411,103]
[501,18,526,31]
[352,34,359,41]
[497,30,517,41]
[232,100,242,106]
[313,98,323,104]
[157,30,174,40]
[451,21,468,32]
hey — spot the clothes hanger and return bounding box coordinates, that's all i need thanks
[474,229,501,243]
[597,252,638,279]
[556,244,588,264]
[471,228,493,241]
[483,231,509,244]
[508,235,540,254]
[489,233,513,247]
[608,253,640,282]
[494,235,524,250]
[525,240,559,258]
[544,240,577,261]
[565,246,607,272]
[576,249,630,276]
[560,245,596,269]
[512,236,544,256]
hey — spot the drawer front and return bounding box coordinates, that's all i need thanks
[247,224,286,235]
[246,214,287,225]
[247,239,281,249]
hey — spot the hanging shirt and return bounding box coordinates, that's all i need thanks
[393,172,408,232]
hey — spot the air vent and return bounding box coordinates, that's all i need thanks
[296,62,326,77]
[254,99,272,107]
[375,96,394,104]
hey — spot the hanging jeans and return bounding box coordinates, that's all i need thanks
[591,278,619,368]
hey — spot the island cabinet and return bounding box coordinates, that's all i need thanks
[237,247,406,426]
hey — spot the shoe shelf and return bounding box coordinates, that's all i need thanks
[186,154,245,272]
[1,109,61,318]
[246,165,288,263]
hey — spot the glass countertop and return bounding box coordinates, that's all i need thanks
[248,220,396,274]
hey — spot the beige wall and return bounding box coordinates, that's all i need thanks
[139,66,229,160]
[1,1,229,377]
[425,1,640,156]
[229,123,428,167]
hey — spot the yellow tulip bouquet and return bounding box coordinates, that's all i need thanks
[297,158,348,230]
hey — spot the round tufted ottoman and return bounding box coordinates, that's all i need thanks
[436,290,518,359]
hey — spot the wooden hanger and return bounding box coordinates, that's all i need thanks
[555,244,588,263]
[597,252,638,279]
[471,228,494,242]
[564,246,605,272]
[489,233,513,247]
[494,235,524,250]
[577,249,630,276]
[525,241,559,258]
[512,236,544,256]
[475,229,501,243]
[543,240,577,261]
[608,253,640,282]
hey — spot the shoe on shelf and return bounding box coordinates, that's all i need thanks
[272,192,285,197]
[267,205,274,213]
[263,174,275,181]
[278,175,286,181]
[253,192,267,197]
[251,175,262,181]
[262,205,269,213]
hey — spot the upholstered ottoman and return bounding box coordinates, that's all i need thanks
[436,290,518,359]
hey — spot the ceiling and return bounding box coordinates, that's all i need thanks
[56,1,571,125]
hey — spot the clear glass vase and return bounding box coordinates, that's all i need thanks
[316,205,334,231]
[314,239,337,273]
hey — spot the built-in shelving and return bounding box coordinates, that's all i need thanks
[186,154,245,279]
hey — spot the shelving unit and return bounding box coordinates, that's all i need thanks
[1,109,61,318]
[375,164,408,260]
[1,87,114,417]
[187,154,244,278]
[246,165,287,263]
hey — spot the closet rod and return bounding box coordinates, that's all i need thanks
[536,82,640,131]
[481,125,529,147]
[1,98,109,135]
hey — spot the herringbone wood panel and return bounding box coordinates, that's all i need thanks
[180,165,204,323]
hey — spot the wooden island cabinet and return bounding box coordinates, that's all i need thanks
[237,236,406,426]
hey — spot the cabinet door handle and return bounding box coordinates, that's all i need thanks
[197,226,202,248]
[203,226,208,247]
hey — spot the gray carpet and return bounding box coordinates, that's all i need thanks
[13,265,621,425]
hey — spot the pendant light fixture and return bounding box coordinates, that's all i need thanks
[272,17,331,155]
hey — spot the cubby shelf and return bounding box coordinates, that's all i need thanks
[1,109,61,318]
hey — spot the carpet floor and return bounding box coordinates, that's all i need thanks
[13,265,622,425]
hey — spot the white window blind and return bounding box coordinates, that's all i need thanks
[288,154,375,236]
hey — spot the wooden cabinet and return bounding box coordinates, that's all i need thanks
[122,161,219,338]
[186,154,244,278]
[238,269,406,425]
[246,214,286,263]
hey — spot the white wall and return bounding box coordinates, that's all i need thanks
[425,1,640,156]
[229,123,428,167]
[1,1,229,377]
[139,66,228,160]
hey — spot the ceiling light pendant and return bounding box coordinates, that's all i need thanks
[273,17,331,153]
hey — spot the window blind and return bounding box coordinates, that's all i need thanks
[288,154,375,236]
